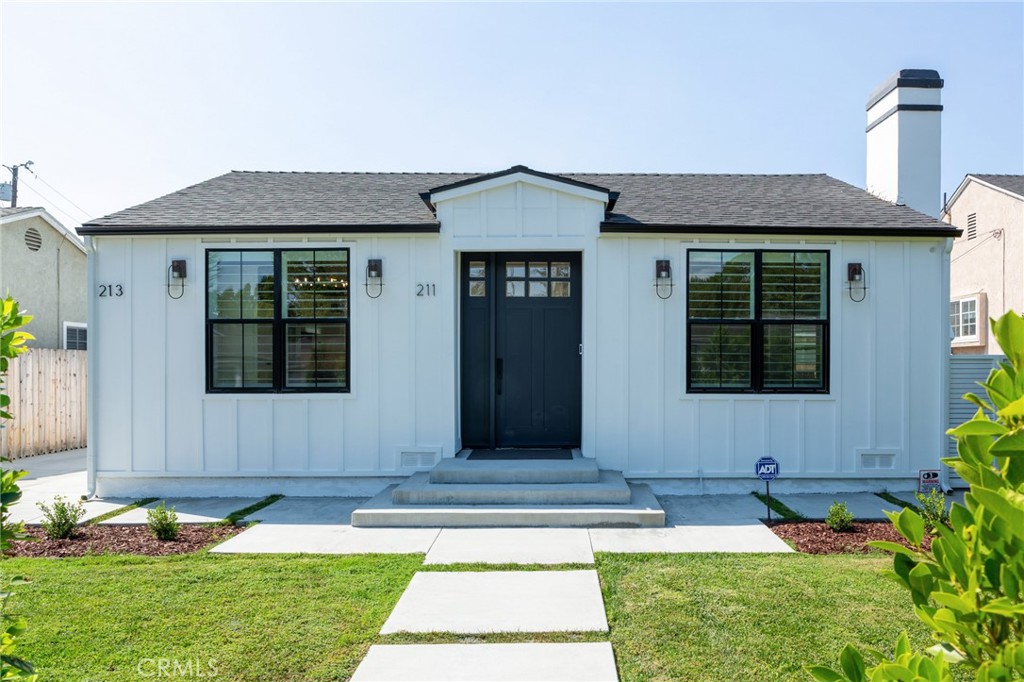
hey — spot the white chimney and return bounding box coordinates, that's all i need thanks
[865,69,943,216]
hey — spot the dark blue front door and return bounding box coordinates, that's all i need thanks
[461,253,582,448]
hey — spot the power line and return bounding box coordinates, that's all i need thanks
[25,168,94,220]
[951,232,1001,263]
[16,179,88,226]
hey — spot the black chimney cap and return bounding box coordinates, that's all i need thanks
[867,69,943,110]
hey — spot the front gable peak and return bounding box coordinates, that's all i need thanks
[426,166,612,207]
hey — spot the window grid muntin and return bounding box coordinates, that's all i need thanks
[950,297,978,339]
[687,249,829,394]
[206,248,350,393]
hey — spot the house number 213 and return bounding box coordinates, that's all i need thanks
[416,283,436,297]
[98,284,124,297]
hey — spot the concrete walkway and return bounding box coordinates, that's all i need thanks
[775,491,965,520]
[5,449,135,524]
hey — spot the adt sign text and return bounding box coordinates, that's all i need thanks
[756,457,779,481]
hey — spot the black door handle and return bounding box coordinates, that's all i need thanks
[496,358,503,395]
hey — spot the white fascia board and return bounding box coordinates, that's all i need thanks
[0,207,87,254]
[945,175,1024,214]
[430,172,609,205]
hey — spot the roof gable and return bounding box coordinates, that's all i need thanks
[0,207,87,253]
[428,166,611,205]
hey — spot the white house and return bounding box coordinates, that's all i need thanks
[78,70,960,523]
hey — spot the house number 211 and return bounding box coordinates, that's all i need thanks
[416,283,436,297]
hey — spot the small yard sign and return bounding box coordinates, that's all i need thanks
[756,457,780,522]
[918,470,941,493]
[756,457,779,481]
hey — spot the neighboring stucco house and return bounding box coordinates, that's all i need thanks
[943,174,1023,354]
[0,207,87,349]
[77,69,960,521]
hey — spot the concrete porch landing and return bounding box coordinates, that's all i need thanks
[351,455,666,527]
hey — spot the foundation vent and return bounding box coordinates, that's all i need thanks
[400,449,439,470]
[859,452,896,470]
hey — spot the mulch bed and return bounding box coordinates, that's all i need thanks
[766,519,933,555]
[4,524,243,558]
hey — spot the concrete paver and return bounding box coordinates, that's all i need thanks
[351,643,618,682]
[244,497,366,524]
[424,528,593,565]
[211,523,440,554]
[892,489,967,509]
[100,497,262,525]
[380,570,608,634]
[589,521,793,553]
[775,492,906,520]
[658,494,769,524]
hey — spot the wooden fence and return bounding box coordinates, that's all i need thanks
[1,349,87,459]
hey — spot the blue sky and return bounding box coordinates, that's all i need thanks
[2,2,1021,228]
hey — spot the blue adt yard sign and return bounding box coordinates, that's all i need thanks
[756,457,779,522]
[756,457,779,481]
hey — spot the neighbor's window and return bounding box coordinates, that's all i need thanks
[207,249,349,392]
[687,250,829,392]
[950,297,978,340]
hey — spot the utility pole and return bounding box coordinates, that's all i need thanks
[3,161,34,207]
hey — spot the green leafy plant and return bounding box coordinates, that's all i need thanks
[808,310,1024,682]
[0,297,36,681]
[147,502,180,541]
[37,495,85,540]
[825,501,855,532]
[914,488,951,534]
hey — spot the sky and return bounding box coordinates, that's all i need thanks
[1,1,1022,230]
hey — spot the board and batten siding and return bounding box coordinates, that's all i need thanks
[90,234,452,493]
[592,236,947,482]
[90,178,951,494]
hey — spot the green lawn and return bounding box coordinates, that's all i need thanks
[2,551,936,682]
[599,553,936,682]
[1,553,423,681]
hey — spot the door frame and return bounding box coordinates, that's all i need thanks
[458,251,583,450]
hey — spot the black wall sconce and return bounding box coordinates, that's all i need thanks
[365,258,383,299]
[166,259,187,300]
[847,262,867,302]
[655,259,673,299]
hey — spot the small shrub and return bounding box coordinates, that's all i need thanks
[914,488,950,533]
[825,501,854,532]
[37,495,85,540]
[147,502,180,541]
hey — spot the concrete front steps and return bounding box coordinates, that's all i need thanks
[350,455,665,528]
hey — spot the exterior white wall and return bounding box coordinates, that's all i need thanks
[595,236,948,485]
[946,180,1024,354]
[866,86,942,217]
[91,176,950,494]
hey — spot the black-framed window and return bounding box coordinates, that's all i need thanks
[687,250,829,393]
[206,249,350,392]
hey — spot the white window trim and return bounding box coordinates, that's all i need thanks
[63,321,87,350]
[950,297,980,343]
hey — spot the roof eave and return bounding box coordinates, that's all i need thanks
[77,222,441,236]
[599,222,962,238]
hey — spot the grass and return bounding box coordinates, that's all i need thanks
[84,497,159,525]
[1,553,422,682]
[598,553,939,682]
[751,491,803,519]
[2,551,944,682]
[220,493,285,526]
[876,491,916,510]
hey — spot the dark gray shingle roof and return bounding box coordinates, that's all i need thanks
[80,169,956,235]
[971,174,1024,198]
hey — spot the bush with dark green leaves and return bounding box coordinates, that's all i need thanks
[809,311,1024,682]
[147,502,180,541]
[825,501,855,532]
